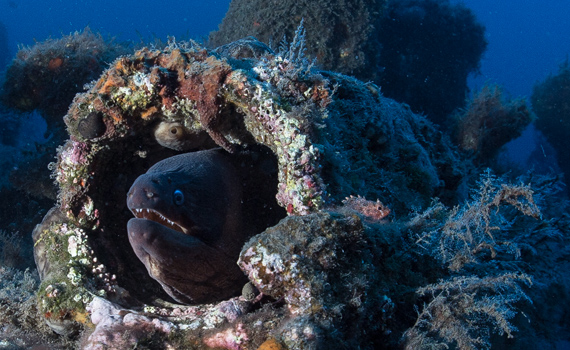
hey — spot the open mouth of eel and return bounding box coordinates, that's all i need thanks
[131,208,190,235]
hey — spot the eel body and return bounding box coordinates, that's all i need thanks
[127,148,256,304]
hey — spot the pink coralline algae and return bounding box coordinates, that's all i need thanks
[204,323,249,350]
[84,297,174,350]
[83,296,259,349]
[62,141,89,165]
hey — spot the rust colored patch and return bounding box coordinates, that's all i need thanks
[150,66,177,111]
[91,97,105,112]
[178,55,234,152]
[48,57,64,70]
[148,66,162,85]
[106,106,124,124]
[159,86,175,111]
[140,106,158,120]
[92,98,123,125]
[113,58,129,75]
[257,338,285,350]
[312,84,332,107]
[98,71,126,95]
[158,48,187,73]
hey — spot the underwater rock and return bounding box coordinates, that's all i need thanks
[1,28,125,134]
[0,28,127,206]
[209,0,386,81]
[83,296,178,349]
[239,212,394,348]
[451,83,534,164]
[316,72,465,212]
[213,36,274,60]
[532,60,570,195]
[34,36,465,348]
[377,0,487,123]
[210,0,487,125]
[83,295,260,349]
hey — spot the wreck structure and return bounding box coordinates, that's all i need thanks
[33,34,465,349]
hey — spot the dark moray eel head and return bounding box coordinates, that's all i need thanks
[127,148,255,304]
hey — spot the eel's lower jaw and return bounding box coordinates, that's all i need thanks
[130,208,190,235]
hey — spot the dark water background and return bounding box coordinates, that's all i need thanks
[1,0,570,163]
[1,0,569,98]
[0,0,229,52]
[456,0,570,98]
[454,0,570,167]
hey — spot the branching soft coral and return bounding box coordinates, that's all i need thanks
[0,267,47,332]
[403,273,532,350]
[403,171,541,349]
[414,170,540,271]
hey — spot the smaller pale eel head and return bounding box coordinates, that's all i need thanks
[153,121,213,151]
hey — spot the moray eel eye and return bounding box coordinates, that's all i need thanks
[173,189,184,205]
[170,126,179,135]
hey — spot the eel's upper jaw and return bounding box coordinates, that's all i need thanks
[130,208,190,235]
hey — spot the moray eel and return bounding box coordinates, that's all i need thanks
[153,121,213,151]
[127,148,264,304]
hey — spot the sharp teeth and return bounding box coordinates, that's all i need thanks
[132,208,188,234]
